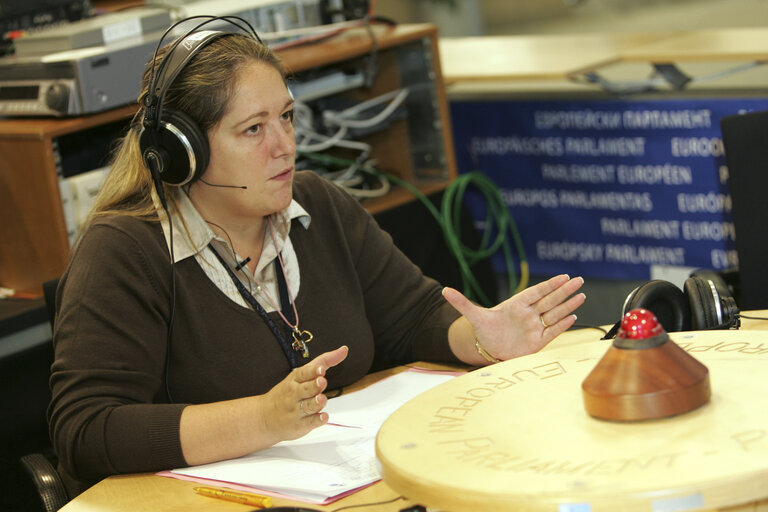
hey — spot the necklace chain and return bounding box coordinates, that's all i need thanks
[251,218,298,330]
[249,218,312,358]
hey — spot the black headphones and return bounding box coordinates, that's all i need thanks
[604,272,740,338]
[139,16,263,187]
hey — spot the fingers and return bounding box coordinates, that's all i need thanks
[293,345,348,421]
[537,275,585,331]
[539,291,586,333]
[297,373,327,402]
[319,345,349,372]
[262,347,350,443]
[298,392,329,418]
[442,287,483,324]
[514,274,572,304]
[541,310,579,341]
[296,345,349,383]
[534,276,585,314]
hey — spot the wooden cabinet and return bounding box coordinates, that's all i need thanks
[0,23,456,294]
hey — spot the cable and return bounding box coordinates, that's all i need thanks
[330,495,406,512]
[298,151,528,306]
[164,207,177,403]
[739,314,768,321]
[572,323,609,335]
[443,171,529,303]
[323,88,410,130]
[295,88,408,155]
[332,88,405,117]
[296,123,351,152]
[294,88,408,186]
[147,157,177,403]
[361,16,379,88]
[334,167,391,198]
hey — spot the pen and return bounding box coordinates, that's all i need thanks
[193,486,273,508]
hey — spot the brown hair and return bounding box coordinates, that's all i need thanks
[78,33,286,239]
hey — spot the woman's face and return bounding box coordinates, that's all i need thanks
[202,60,296,219]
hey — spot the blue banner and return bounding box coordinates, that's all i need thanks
[450,98,768,280]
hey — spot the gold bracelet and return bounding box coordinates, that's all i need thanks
[474,336,501,364]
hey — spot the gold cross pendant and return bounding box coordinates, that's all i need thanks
[291,328,313,358]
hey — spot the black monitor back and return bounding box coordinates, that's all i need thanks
[721,110,768,310]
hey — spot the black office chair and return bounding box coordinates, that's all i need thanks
[20,452,69,512]
[19,278,70,512]
[721,110,768,310]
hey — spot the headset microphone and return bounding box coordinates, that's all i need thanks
[199,178,248,189]
[234,257,251,271]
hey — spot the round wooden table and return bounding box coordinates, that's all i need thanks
[376,330,768,512]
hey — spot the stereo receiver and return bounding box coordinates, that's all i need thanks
[0,32,160,116]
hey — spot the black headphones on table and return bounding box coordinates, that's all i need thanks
[603,271,740,338]
[139,15,264,187]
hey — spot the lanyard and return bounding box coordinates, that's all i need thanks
[208,243,298,368]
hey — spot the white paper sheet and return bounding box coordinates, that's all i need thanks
[167,368,457,503]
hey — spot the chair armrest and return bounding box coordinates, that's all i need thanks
[20,452,69,512]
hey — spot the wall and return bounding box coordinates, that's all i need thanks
[376,0,768,37]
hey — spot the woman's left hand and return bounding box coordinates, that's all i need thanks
[443,274,586,364]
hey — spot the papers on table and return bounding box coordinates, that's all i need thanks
[162,368,457,504]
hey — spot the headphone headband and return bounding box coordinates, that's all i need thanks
[144,15,262,131]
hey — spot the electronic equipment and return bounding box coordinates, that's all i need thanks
[147,0,364,30]
[12,7,171,57]
[319,0,369,24]
[0,31,162,116]
[289,69,364,102]
[160,0,323,34]
[0,0,92,53]
[0,1,331,117]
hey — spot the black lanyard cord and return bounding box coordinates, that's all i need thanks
[208,243,298,368]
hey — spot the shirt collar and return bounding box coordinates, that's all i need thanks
[156,187,311,264]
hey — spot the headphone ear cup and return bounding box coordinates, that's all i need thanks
[684,277,720,330]
[139,109,209,186]
[624,280,691,332]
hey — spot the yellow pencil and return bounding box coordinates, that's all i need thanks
[193,486,273,508]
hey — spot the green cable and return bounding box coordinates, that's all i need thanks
[297,150,528,306]
[442,172,529,302]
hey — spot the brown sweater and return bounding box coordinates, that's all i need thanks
[48,171,461,495]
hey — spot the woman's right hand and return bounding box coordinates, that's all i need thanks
[180,345,348,465]
[260,345,349,443]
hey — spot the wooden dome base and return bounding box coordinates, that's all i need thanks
[581,339,710,421]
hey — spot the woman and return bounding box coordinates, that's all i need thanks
[48,28,585,496]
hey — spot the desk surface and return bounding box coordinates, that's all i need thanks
[438,33,665,84]
[59,313,768,512]
[439,28,768,95]
[620,27,768,63]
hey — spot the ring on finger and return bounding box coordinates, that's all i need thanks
[540,314,549,328]
[299,399,306,415]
